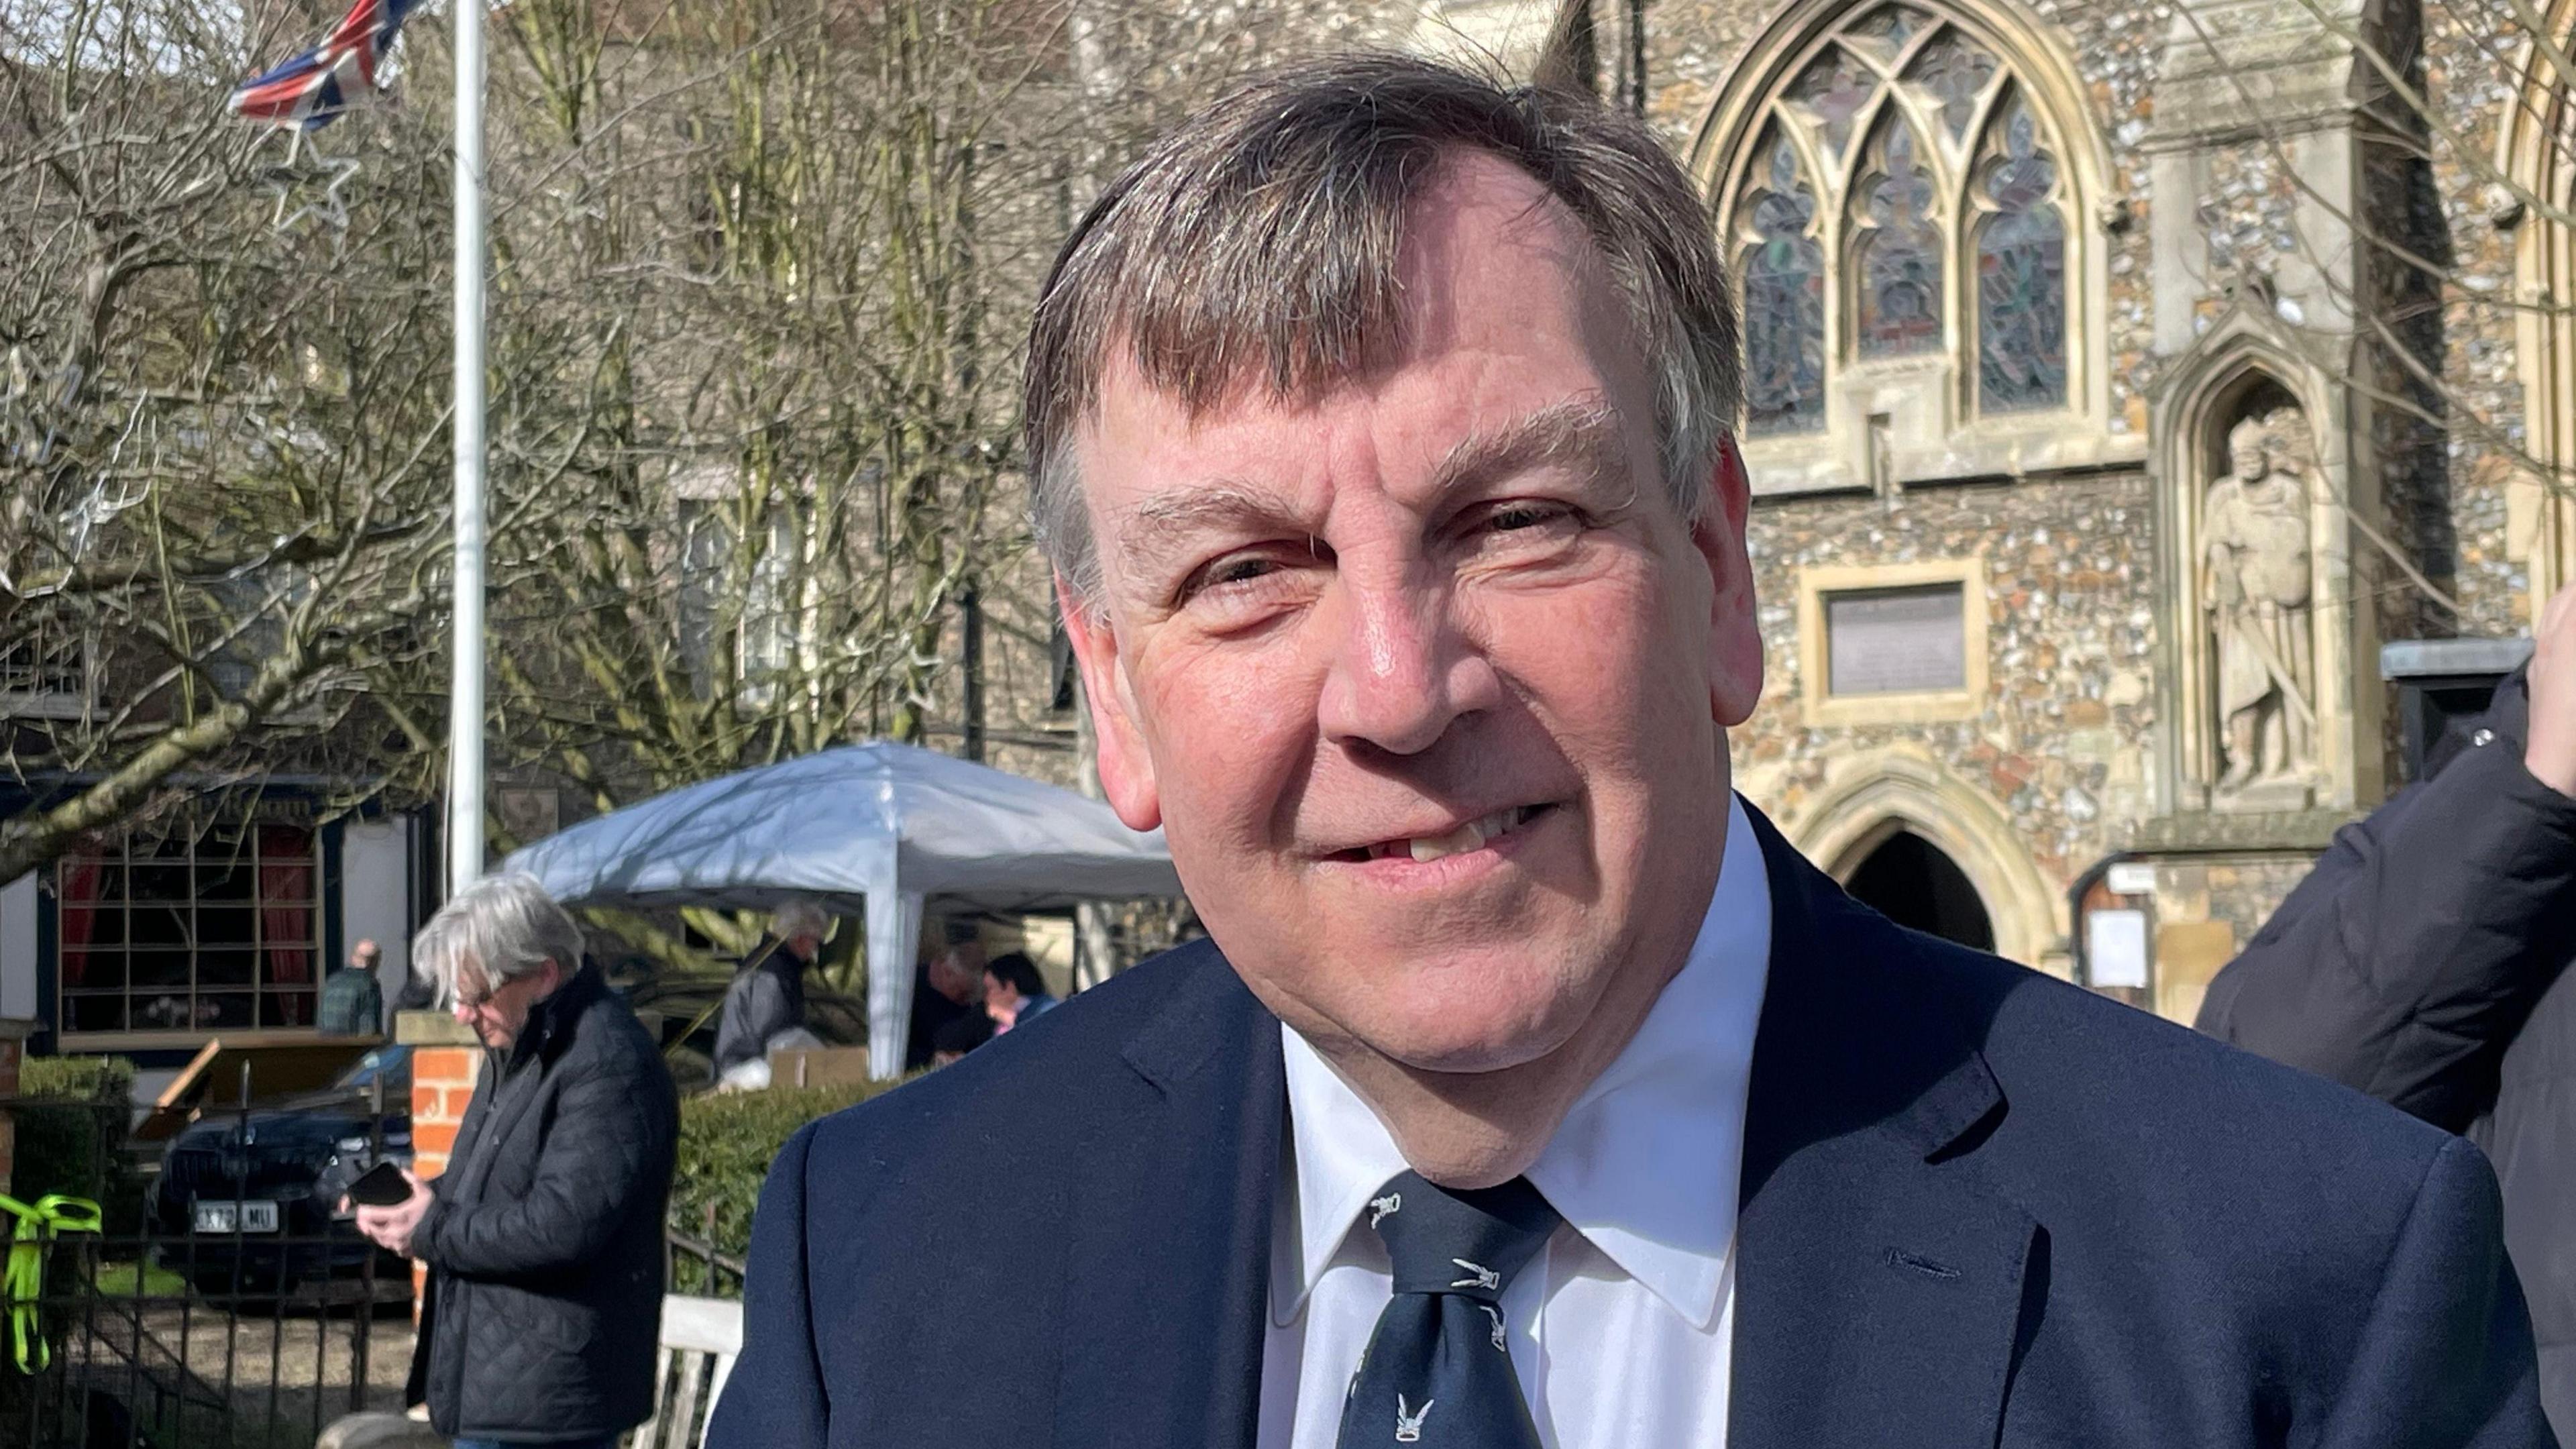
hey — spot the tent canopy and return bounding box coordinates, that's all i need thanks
[501,741,1181,914]
[499,742,1182,1077]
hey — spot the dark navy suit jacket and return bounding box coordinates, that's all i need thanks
[708,810,2553,1448]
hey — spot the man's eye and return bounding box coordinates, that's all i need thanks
[1488,503,1573,531]
[1208,557,1279,586]
[1178,553,1287,604]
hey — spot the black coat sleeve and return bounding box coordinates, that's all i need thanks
[704,1120,831,1448]
[2198,674,2576,1131]
[414,1038,679,1279]
[2313,1137,2553,1446]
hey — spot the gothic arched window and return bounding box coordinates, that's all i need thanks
[1715,1,2082,439]
[1741,130,1829,433]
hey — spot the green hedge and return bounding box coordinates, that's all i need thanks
[9,1054,141,1232]
[669,1078,913,1265]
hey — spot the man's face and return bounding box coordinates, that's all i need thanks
[1062,152,1762,1075]
[931,954,983,1006]
[2232,440,2265,483]
[451,959,561,1051]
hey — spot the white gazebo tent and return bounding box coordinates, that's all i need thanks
[500,742,1183,1077]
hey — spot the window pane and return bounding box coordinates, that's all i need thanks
[197,993,256,1030]
[65,994,127,1034]
[1741,136,1829,435]
[1788,46,1877,158]
[135,993,197,1030]
[129,950,191,988]
[1976,103,2068,411]
[261,991,317,1029]
[1907,30,1998,140]
[1844,4,1932,59]
[1854,124,1943,358]
[129,904,190,952]
[199,945,257,987]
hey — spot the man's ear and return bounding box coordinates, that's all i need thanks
[1690,432,1764,727]
[1055,573,1163,831]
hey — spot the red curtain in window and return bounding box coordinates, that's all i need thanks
[258,824,315,1024]
[57,857,102,988]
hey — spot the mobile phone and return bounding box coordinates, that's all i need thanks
[346,1160,413,1208]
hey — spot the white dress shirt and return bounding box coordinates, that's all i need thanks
[1257,792,1773,1449]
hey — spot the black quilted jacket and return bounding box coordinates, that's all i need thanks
[405,963,680,1442]
[2200,667,2576,1440]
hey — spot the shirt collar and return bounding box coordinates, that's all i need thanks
[1274,793,1773,1330]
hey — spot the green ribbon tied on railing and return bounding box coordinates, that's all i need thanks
[0,1193,102,1373]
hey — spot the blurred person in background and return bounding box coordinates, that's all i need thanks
[714,899,831,1089]
[982,952,1057,1034]
[356,872,678,1449]
[319,937,386,1036]
[2202,581,2576,1435]
[906,942,989,1070]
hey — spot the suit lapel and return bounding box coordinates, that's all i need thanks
[1730,810,2036,1449]
[1053,945,1283,1449]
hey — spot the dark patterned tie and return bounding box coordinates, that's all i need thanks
[1334,1170,1561,1448]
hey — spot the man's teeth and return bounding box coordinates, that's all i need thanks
[1400,807,1525,862]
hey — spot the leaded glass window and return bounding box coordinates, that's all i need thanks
[1741,133,1829,433]
[1974,99,2068,411]
[1854,122,1943,358]
[1722,2,2077,437]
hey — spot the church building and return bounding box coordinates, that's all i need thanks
[1389,0,2571,1021]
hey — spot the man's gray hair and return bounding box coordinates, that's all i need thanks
[412,872,586,1006]
[771,898,831,943]
[1024,52,1743,610]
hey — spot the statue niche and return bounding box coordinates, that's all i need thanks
[2201,407,2318,802]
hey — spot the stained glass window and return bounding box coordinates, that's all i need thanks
[1789,47,1876,158]
[1907,31,1998,140]
[1854,123,1942,358]
[1743,136,1829,435]
[1844,4,1931,58]
[1729,6,2082,435]
[1976,101,2066,411]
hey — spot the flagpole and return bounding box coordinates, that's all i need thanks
[447,0,486,895]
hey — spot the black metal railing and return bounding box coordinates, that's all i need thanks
[3,1067,411,1449]
[664,1207,746,1301]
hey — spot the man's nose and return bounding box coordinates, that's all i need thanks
[1316,574,1499,756]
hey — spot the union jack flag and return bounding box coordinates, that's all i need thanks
[230,0,420,131]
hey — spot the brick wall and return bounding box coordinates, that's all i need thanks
[0,1020,28,1198]
[394,1010,483,1310]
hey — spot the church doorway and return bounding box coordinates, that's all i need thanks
[1842,828,1996,952]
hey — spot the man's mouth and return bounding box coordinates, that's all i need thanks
[1352,804,1552,863]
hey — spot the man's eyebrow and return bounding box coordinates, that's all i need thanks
[1112,482,1313,582]
[1431,394,1631,500]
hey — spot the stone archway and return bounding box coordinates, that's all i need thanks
[1840,826,1998,951]
[1773,745,2066,973]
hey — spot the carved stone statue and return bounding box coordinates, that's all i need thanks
[2202,410,2316,793]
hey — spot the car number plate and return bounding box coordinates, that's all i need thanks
[193,1200,280,1234]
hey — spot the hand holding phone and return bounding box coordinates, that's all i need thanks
[347,1159,415,1208]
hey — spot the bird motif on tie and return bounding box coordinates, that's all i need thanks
[1334,1170,1560,1449]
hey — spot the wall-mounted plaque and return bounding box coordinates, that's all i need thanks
[1825,583,1968,696]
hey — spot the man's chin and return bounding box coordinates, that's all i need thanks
[1352,996,1591,1078]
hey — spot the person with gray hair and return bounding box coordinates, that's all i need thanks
[715,53,2546,1449]
[356,872,678,1449]
[711,896,835,1087]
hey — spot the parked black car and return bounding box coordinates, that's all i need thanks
[150,1044,414,1297]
